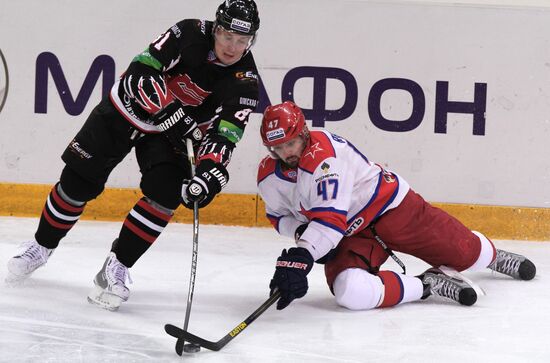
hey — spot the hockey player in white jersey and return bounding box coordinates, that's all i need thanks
[257,101,536,311]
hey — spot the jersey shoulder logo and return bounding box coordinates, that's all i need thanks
[299,132,336,173]
[218,119,243,143]
[257,156,277,184]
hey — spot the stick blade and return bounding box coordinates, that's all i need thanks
[175,338,185,356]
[164,324,222,351]
[164,324,185,355]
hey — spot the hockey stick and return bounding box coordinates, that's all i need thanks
[165,290,281,352]
[172,139,200,356]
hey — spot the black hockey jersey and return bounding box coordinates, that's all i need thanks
[109,19,259,166]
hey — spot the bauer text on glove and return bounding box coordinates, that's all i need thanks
[269,247,314,310]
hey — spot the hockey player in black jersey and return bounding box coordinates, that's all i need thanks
[6,0,261,311]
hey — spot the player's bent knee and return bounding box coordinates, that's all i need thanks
[140,164,185,210]
[333,268,383,311]
[59,166,104,202]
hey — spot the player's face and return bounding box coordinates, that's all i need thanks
[214,26,253,65]
[271,136,307,168]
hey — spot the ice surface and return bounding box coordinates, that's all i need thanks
[1,216,549,362]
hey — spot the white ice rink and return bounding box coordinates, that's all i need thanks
[0,216,549,362]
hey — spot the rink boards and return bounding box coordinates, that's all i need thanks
[1,183,548,241]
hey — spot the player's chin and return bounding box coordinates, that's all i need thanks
[284,158,299,168]
[220,53,238,65]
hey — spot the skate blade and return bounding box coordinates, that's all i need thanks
[4,271,29,286]
[87,285,123,311]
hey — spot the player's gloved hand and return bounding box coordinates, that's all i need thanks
[269,247,314,310]
[151,101,203,151]
[181,159,229,209]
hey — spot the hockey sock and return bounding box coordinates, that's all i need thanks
[35,183,86,249]
[333,268,424,310]
[377,271,424,307]
[113,197,173,267]
[464,231,497,271]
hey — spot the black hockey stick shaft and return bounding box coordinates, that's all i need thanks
[165,290,281,352]
[174,139,200,356]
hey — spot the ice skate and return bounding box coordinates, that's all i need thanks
[488,249,536,280]
[87,251,131,311]
[6,239,54,284]
[420,268,477,306]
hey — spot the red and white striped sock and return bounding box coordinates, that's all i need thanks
[35,183,86,249]
[114,197,173,267]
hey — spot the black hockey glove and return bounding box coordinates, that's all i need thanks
[181,159,229,209]
[269,247,314,310]
[151,101,203,151]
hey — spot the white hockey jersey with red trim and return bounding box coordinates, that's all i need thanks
[257,130,410,260]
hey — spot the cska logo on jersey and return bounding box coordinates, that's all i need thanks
[381,168,396,183]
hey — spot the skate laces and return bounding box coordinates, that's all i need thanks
[427,274,460,300]
[491,250,521,276]
[107,255,132,286]
[16,240,51,266]
[439,266,486,296]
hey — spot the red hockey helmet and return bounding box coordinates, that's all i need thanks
[261,101,309,147]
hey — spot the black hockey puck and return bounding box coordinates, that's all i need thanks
[183,343,201,353]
